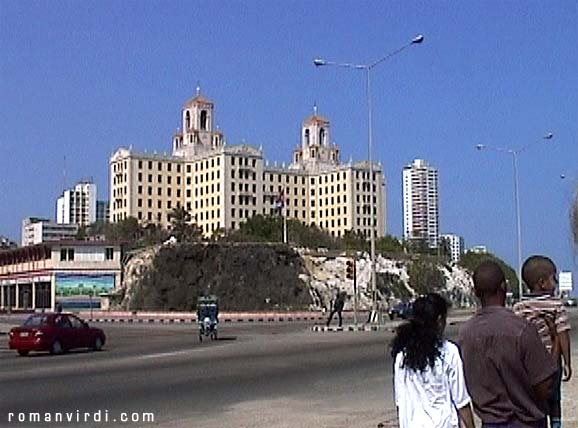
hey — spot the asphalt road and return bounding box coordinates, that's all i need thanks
[0,310,576,428]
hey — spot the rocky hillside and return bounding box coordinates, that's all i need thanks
[117,242,475,311]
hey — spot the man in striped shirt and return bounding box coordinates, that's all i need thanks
[514,255,572,428]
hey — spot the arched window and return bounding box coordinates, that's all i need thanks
[319,128,325,145]
[185,111,191,130]
[304,129,310,146]
[200,110,208,130]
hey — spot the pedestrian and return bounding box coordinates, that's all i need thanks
[326,291,345,327]
[513,255,572,428]
[459,260,559,428]
[391,293,475,428]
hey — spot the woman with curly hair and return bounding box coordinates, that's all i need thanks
[391,293,475,428]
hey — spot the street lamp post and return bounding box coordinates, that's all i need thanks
[314,34,424,323]
[476,132,554,299]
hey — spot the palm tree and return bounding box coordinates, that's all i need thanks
[168,206,201,242]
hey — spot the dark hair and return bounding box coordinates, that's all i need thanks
[473,260,505,300]
[522,255,556,289]
[390,293,449,372]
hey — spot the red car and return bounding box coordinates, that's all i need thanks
[9,313,106,356]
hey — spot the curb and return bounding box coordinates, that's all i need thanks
[85,315,326,324]
[312,324,389,332]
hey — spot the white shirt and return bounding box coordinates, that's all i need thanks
[394,340,471,428]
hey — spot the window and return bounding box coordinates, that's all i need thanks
[200,110,208,130]
[105,248,114,260]
[60,248,74,261]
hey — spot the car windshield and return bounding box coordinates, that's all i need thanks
[23,315,50,327]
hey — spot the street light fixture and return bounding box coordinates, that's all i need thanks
[476,132,554,299]
[314,34,424,323]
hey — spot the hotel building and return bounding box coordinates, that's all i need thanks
[109,92,386,239]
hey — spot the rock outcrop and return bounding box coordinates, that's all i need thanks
[116,243,475,311]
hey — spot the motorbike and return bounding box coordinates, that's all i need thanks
[197,296,218,342]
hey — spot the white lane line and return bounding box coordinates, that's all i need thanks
[136,349,195,360]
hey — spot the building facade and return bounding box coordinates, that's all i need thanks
[0,242,122,311]
[57,181,97,226]
[21,218,79,247]
[468,245,488,254]
[96,200,110,223]
[109,93,386,239]
[441,233,464,263]
[403,159,439,248]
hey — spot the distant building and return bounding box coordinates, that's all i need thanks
[0,241,121,311]
[96,200,110,223]
[109,92,386,239]
[57,181,97,227]
[0,236,17,249]
[468,245,488,254]
[21,217,79,247]
[403,159,439,248]
[441,233,464,262]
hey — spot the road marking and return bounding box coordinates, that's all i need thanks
[136,349,195,360]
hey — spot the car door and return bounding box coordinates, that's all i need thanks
[54,315,74,350]
[69,315,90,348]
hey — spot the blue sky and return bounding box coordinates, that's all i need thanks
[1,1,577,280]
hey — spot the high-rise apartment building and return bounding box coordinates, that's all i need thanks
[57,181,97,226]
[403,159,439,248]
[441,233,464,262]
[109,92,386,239]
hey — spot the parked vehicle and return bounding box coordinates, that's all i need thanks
[8,313,106,356]
[388,301,413,321]
[563,298,577,307]
[197,295,218,342]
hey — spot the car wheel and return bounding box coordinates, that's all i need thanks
[92,337,103,351]
[50,340,63,355]
[17,350,29,357]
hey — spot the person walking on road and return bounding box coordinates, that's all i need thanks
[513,255,572,428]
[391,293,475,428]
[459,261,559,428]
[326,291,345,327]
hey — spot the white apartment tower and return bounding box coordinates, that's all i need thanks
[109,92,386,239]
[441,233,464,263]
[57,181,97,226]
[403,159,439,248]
